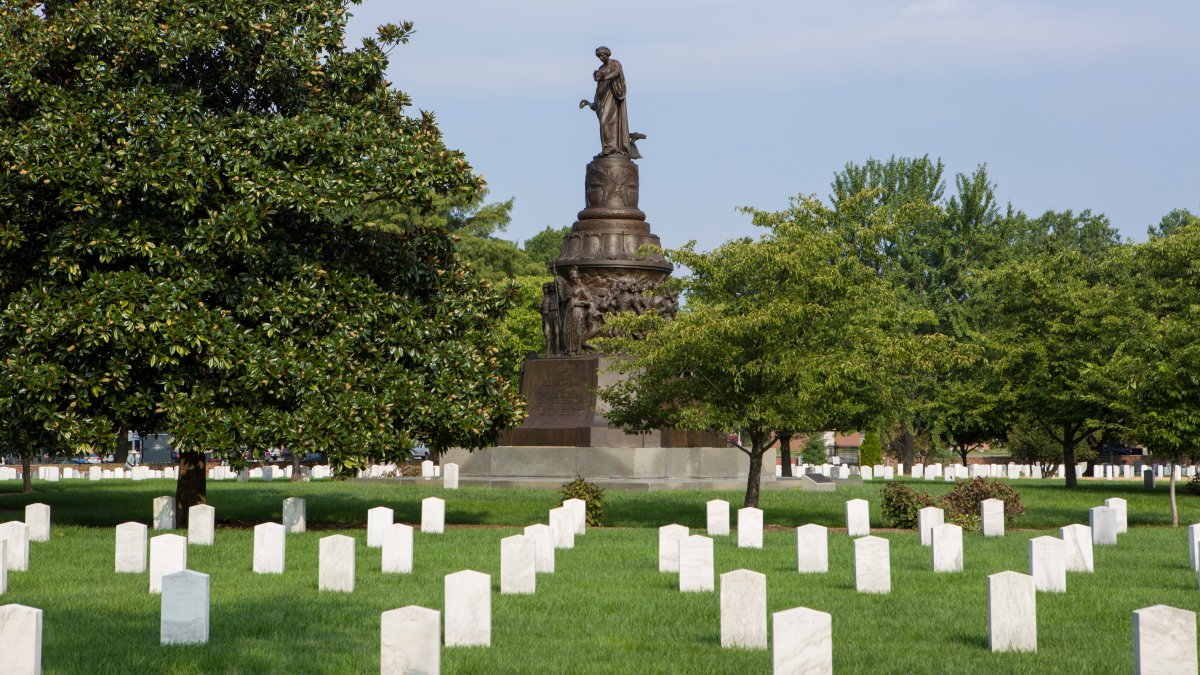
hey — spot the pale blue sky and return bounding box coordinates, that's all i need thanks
[346,1,1198,252]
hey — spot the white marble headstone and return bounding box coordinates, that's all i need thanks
[706,499,730,536]
[444,570,491,647]
[319,534,355,592]
[737,507,763,549]
[549,507,574,549]
[420,460,434,478]
[846,499,870,537]
[367,506,394,548]
[860,465,873,481]
[24,504,49,543]
[563,498,587,535]
[382,523,414,574]
[1029,536,1066,593]
[679,535,715,592]
[988,570,1037,652]
[1133,604,1197,675]
[381,606,440,675]
[1104,497,1128,534]
[1060,524,1094,573]
[918,506,943,546]
[523,524,555,573]
[115,522,147,573]
[854,535,890,593]
[421,497,445,535]
[500,535,536,595]
[658,524,689,573]
[187,504,215,546]
[443,463,460,490]
[773,606,832,675]
[0,603,42,675]
[0,542,6,595]
[1089,506,1118,545]
[153,496,175,530]
[160,570,209,645]
[253,522,286,574]
[720,569,767,649]
[283,497,306,534]
[931,523,963,573]
[0,522,29,573]
[149,533,187,594]
[981,498,1004,537]
[796,524,828,573]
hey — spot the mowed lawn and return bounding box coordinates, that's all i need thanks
[1,477,1199,673]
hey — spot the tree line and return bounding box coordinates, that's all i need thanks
[597,156,1200,520]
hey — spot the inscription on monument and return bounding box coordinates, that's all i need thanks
[525,360,596,427]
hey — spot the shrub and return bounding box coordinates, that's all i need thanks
[561,476,606,527]
[939,478,1024,531]
[1188,473,1200,496]
[880,482,937,528]
[858,430,883,468]
[801,434,827,465]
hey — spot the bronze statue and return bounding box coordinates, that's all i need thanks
[579,46,629,156]
[540,282,562,356]
[562,267,593,356]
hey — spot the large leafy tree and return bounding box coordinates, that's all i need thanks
[1102,220,1200,524]
[829,157,1013,469]
[970,245,1123,489]
[599,194,940,507]
[0,1,523,514]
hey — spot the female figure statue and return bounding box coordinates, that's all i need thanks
[579,46,629,156]
[562,268,593,356]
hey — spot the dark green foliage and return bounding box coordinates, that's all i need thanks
[858,430,883,467]
[880,482,937,528]
[881,478,1023,531]
[1187,473,1200,497]
[523,225,571,272]
[0,1,525,474]
[940,478,1024,530]
[561,476,607,527]
[801,434,828,465]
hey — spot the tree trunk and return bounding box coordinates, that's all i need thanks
[21,455,32,494]
[958,445,969,466]
[779,433,793,478]
[1062,431,1078,489]
[114,429,131,466]
[743,441,764,509]
[1169,461,1178,528]
[291,451,302,482]
[892,426,916,475]
[175,450,207,527]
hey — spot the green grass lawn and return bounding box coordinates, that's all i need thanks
[1,477,1198,673]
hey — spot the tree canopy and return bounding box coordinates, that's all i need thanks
[0,1,524,505]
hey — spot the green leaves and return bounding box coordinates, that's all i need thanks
[0,0,523,468]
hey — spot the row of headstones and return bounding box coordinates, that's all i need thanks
[1,495,588,673]
[657,502,1195,673]
[773,461,1192,484]
[0,464,341,482]
[0,594,1192,675]
[359,461,461,488]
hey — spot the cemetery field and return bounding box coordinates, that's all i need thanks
[1,474,1196,530]
[2,478,1199,673]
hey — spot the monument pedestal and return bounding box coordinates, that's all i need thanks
[467,357,773,490]
[499,356,713,448]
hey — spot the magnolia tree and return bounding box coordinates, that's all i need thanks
[0,1,524,517]
[598,195,946,508]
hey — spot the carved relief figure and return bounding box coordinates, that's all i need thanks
[540,282,561,356]
[578,46,629,156]
[561,267,593,356]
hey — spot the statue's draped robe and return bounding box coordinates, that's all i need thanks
[593,59,629,155]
